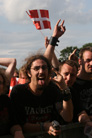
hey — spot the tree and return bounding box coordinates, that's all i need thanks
[59,46,79,62]
[81,43,92,49]
[59,43,92,62]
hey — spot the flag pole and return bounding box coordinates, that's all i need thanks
[38,30,60,57]
[26,11,60,56]
[40,30,60,56]
[55,48,60,55]
[26,11,29,16]
[39,30,45,37]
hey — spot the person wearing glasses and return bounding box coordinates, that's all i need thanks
[10,19,73,136]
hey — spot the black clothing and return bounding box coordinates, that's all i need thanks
[10,81,63,125]
[0,95,13,135]
[71,77,92,122]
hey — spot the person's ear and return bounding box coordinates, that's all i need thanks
[78,59,82,65]
[27,71,31,78]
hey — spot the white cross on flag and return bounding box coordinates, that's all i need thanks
[26,9,51,30]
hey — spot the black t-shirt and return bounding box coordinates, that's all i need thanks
[71,77,92,122]
[10,81,63,125]
[0,95,14,135]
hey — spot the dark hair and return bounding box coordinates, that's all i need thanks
[79,46,92,59]
[23,54,51,80]
[59,60,79,72]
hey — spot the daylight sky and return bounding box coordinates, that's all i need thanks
[0,0,92,68]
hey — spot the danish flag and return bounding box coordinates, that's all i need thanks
[8,77,25,97]
[26,9,51,30]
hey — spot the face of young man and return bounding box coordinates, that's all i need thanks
[81,51,92,74]
[60,63,77,87]
[29,59,50,91]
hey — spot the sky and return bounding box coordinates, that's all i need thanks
[0,0,92,68]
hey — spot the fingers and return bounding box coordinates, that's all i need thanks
[61,20,66,32]
[57,20,66,33]
[49,127,61,136]
[69,49,77,59]
[53,19,66,38]
[56,19,65,29]
[45,36,48,40]
[52,68,62,77]
[56,19,61,26]
[72,49,77,54]
[51,71,63,84]
[60,20,65,26]
[56,19,65,26]
[61,26,66,32]
[45,36,49,48]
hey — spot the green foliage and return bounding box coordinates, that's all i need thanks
[59,46,80,62]
[81,43,92,49]
[59,42,92,62]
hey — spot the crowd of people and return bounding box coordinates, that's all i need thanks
[0,19,92,138]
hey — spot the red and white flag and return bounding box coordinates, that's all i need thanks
[8,77,26,97]
[26,9,51,30]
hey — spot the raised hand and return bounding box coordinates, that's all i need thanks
[52,19,66,38]
[51,68,67,90]
[68,49,78,63]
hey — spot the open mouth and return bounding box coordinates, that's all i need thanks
[88,67,92,70]
[37,77,45,85]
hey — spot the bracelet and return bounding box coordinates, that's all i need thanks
[62,88,72,101]
[49,36,59,46]
[62,88,71,95]
[40,122,45,132]
[62,93,72,101]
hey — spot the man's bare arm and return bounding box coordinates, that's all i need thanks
[0,58,16,80]
[44,19,66,66]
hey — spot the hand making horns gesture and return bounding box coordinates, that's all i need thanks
[68,49,78,63]
[51,68,67,90]
[52,19,66,38]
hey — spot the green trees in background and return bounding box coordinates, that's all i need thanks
[59,43,92,62]
[81,43,92,49]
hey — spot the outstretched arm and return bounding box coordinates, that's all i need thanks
[45,37,59,69]
[0,58,16,81]
[44,19,66,66]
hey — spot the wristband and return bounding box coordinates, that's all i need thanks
[62,88,71,95]
[62,93,72,101]
[49,36,59,46]
[62,88,72,101]
[40,122,45,132]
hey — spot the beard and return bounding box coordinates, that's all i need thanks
[86,68,92,74]
[83,65,92,74]
[36,83,47,91]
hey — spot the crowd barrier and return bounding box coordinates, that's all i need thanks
[0,123,88,138]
